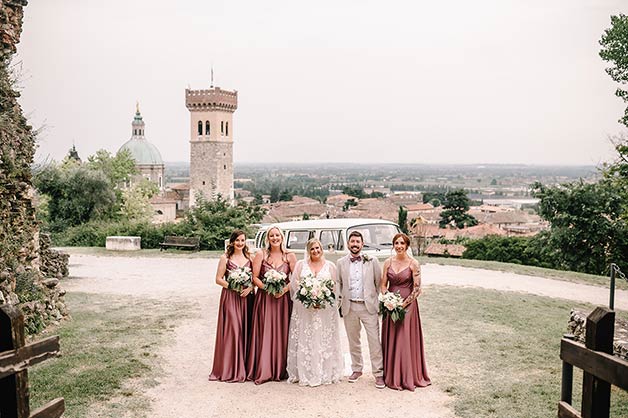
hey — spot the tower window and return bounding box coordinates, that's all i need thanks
[205,121,210,135]
[221,121,224,135]
[198,121,203,136]
[134,129,137,135]
[202,181,206,185]
[224,165,226,170]
[226,122,229,136]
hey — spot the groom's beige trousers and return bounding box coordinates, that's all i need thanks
[343,301,384,377]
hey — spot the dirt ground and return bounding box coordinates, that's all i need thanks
[64,254,628,418]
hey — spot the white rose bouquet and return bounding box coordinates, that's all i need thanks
[263,269,287,296]
[227,266,252,292]
[296,272,335,309]
[378,291,406,322]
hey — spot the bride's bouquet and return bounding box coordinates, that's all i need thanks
[296,272,335,309]
[227,266,252,292]
[378,291,406,322]
[263,269,287,296]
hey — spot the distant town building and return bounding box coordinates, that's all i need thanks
[118,104,165,191]
[186,84,238,204]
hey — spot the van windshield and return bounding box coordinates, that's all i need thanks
[347,224,400,250]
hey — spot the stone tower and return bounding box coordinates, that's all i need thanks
[185,85,238,204]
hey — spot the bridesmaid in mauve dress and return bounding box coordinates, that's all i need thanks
[209,229,255,382]
[380,233,431,391]
[247,226,297,384]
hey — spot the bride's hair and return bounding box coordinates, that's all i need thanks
[305,238,323,261]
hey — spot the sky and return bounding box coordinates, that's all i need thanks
[14,0,628,165]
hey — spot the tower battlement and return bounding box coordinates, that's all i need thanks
[185,87,238,112]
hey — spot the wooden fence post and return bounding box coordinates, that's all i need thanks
[581,307,615,418]
[0,304,30,418]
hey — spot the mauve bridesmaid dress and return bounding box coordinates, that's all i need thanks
[208,259,254,382]
[381,265,431,391]
[246,260,292,384]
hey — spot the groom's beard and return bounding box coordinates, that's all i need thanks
[349,246,362,255]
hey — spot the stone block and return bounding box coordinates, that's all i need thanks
[106,236,141,251]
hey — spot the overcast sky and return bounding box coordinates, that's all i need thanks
[15,0,628,165]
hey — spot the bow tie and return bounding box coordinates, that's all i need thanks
[350,255,362,263]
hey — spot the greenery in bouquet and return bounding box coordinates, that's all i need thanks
[379,291,406,322]
[296,272,335,308]
[263,269,287,296]
[227,266,252,292]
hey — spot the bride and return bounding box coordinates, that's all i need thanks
[286,238,343,386]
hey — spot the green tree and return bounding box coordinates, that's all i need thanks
[279,189,293,201]
[532,181,628,274]
[86,149,137,186]
[119,179,159,222]
[342,198,358,212]
[184,195,266,249]
[270,186,280,203]
[34,164,117,230]
[342,186,366,199]
[398,206,408,234]
[599,14,628,127]
[439,189,478,229]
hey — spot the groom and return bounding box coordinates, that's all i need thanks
[337,231,385,389]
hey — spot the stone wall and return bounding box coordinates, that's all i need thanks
[0,0,67,333]
[567,309,628,361]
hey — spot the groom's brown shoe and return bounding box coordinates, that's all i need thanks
[375,376,385,389]
[348,372,362,383]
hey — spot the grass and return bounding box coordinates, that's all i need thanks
[28,292,190,418]
[422,285,628,417]
[418,256,628,291]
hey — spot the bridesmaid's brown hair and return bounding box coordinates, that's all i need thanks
[392,233,410,249]
[226,229,250,259]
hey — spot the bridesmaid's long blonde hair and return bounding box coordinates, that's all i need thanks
[264,226,287,262]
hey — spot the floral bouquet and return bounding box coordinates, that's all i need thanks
[227,266,252,292]
[296,272,335,309]
[378,291,406,322]
[263,269,287,296]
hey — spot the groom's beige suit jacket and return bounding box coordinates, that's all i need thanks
[337,255,382,316]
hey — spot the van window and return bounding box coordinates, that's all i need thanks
[347,223,399,250]
[287,230,314,250]
[320,230,343,251]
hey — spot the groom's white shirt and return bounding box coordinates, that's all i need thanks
[348,260,364,301]
[338,254,381,316]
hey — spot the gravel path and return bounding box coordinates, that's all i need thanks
[64,254,628,418]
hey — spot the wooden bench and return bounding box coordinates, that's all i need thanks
[159,236,200,251]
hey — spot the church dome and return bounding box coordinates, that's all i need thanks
[118,138,164,165]
[118,104,164,166]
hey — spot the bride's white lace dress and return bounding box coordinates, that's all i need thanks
[286,260,344,386]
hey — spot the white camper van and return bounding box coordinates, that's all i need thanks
[252,218,404,261]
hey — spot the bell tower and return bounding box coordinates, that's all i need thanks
[185,84,238,204]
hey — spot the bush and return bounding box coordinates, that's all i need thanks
[462,234,557,269]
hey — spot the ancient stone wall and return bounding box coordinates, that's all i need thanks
[568,309,628,360]
[0,0,67,333]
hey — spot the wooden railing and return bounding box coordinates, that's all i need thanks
[558,306,628,418]
[0,305,64,418]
